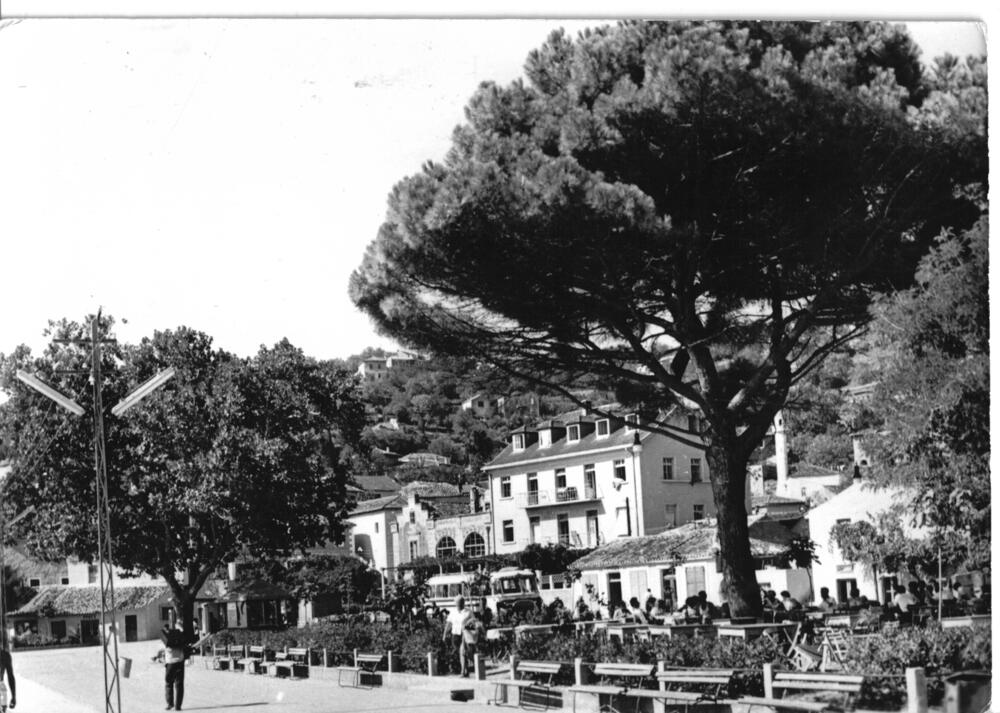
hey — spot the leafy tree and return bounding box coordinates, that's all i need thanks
[851,214,989,573]
[0,319,364,642]
[350,22,985,614]
[244,553,380,605]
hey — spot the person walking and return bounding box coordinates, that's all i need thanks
[442,597,473,676]
[161,621,188,710]
[461,610,486,677]
[0,641,15,712]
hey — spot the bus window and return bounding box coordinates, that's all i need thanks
[521,576,538,593]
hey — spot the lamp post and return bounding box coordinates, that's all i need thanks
[14,314,174,713]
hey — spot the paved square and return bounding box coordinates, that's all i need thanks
[14,640,498,713]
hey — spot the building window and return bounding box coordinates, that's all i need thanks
[555,468,567,489]
[690,458,702,483]
[409,541,419,560]
[529,516,540,544]
[87,563,98,584]
[464,532,486,558]
[583,464,596,498]
[596,419,610,437]
[374,522,379,533]
[687,415,698,432]
[502,520,515,543]
[693,504,705,521]
[513,434,525,451]
[478,400,485,408]
[539,430,551,447]
[625,413,639,428]
[613,459,626,480]
[409,511,416,524]
[662,457,674,480]
[567,425,580,442]
[436,536,457,558]
[61,577,70,585]
[161,606,173,623]
[29,578,41,588]
[665,504,678,528]
[527,473,539,505]
[557,514,570,545]
[500,476,512,498]
[686,565,707,598]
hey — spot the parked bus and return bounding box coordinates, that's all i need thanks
[424,568,541,622]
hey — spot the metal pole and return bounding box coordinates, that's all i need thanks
[937,546,943,622]
[91,314,122,713]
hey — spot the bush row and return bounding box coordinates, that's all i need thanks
[212,622,989,708]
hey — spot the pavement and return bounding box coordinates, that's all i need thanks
[13,640,500,713]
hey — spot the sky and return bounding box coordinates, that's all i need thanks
[0,17,987,364]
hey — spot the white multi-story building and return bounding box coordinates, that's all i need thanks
[483,408,735,555]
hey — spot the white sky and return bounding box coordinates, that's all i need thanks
[0,17,987,362]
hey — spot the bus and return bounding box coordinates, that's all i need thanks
[424,568,541,622]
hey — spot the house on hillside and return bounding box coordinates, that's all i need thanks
[483,406,743,555]
[398,451,452,467]
[462,392,501,419]
[8,584,172,644]
[568,516,808,611]
[357,356,389,382]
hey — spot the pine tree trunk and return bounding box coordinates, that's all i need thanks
[704,443,762,617]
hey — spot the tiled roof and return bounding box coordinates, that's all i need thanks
[352,475,401,492]
[5,546,69,581]
[569,517,794,571]
[424,496,474,519]
[399,481,461,497]
[349,493,405,514]
[487,422,641,469]
[11,584,171,617]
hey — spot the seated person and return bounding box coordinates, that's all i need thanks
[847,588,866,609]
[781,591,802,611]
[697,591,720,619]
[676,596,706,623]
[628,597,649,624]
[762,590,782,611]
[817,587,838,612]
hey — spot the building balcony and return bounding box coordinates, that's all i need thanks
[516,486,600,509]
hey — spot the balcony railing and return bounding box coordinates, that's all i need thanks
[516,486,600,508]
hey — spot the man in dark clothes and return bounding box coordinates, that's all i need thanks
[161,622,188,710]
[0,642,15,711]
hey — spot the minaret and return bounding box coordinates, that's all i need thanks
[773,410,789,495]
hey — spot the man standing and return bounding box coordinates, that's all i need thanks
[0,642,15,712]
[442,597,473,676]
[161,621,188,711]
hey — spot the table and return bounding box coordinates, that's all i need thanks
[716,622,798,641]
[515,624,556,639]
[647,623,716,638]
[940,615,991,629]
[605,623,649,641]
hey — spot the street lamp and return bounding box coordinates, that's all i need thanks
[14,320,174,713]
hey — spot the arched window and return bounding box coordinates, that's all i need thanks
[436,536,457,558]
[464,532,486,558]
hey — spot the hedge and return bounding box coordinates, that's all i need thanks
[211,622,989,707]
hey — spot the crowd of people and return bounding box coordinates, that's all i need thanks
[571,590,729,626]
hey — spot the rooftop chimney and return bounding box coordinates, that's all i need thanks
[773,410,789,496]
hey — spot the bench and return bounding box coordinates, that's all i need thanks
[210,644,234,671]
[268,647,311,679]
[237,645,267,675]
[617,668,736,710]
[228,645,248,671]
[490,660,564,709]
[740,670,864,711]
[336,652,385,688]
[567,662,655,713]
